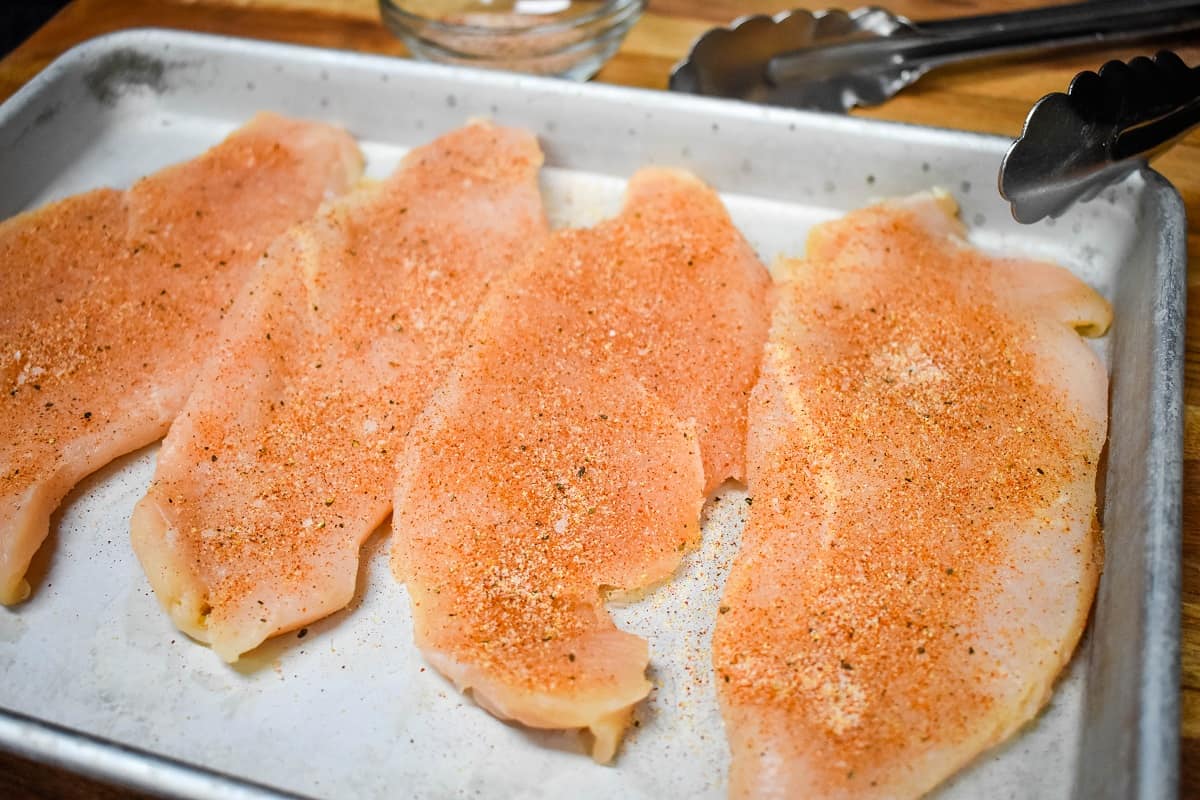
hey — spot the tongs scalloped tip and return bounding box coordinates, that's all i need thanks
[1000,50,1200,224]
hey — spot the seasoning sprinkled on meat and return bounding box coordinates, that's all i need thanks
[131,122,547,660]
[392,168,770,762]
[0,113,362,605]
[715,192,1111,799]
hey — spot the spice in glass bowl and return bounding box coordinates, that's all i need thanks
[378,0,645,80]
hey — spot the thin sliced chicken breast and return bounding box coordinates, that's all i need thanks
[714,192,1111,799]
[0,113,362,605]
[130,122,547,661]
[392,168,771,761]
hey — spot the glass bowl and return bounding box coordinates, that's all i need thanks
[378,0,645,80]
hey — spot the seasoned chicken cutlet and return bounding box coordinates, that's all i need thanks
[131,122,547,661]
[392,168,771,762]
[714,193,1111,799]
[0,114,362,605]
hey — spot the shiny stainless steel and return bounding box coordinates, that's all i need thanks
[0,709,305,800]
[1001,50,1200,223]
[669,7,909,109]
[669,0,1200,112]
[0,28,1182,800]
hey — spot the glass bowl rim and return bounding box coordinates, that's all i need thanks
[379,0,645,38]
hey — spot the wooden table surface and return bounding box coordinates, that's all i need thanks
[0,1,1198,798]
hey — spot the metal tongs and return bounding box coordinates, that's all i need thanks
[670,1,1200,223]
[1001,50,1200,223]
[669,0,1200,112]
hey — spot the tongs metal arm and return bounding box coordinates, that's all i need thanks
[766,0,1200,87]
[1116,95,1200,160]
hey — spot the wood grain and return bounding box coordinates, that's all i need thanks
[0,1,1197,797]
[0,750,153,800]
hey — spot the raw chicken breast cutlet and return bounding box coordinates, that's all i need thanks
[0,113,362,605]
[392,168,771,761]
[130,122,548,661]
[715,192,1111,799]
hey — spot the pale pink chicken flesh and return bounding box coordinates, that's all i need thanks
[714,193,1112,799]
[391,168,771,762]
[130,122,548,661]
[0,113,362,605]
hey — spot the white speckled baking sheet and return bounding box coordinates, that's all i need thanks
[0,29,1182,800]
